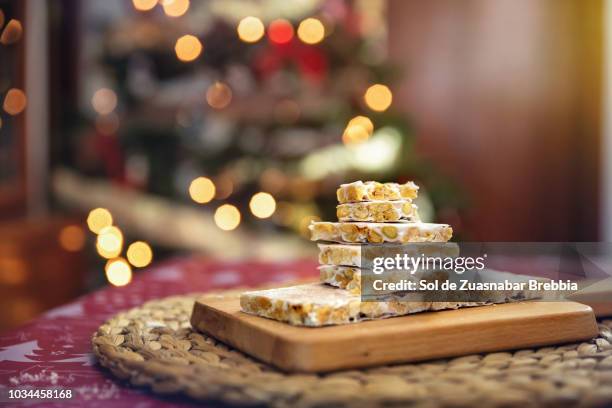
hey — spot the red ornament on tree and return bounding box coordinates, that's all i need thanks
[296,46,328,83]
[268,19,294,45]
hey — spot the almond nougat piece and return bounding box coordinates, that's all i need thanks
[310,221,453,244]
[336,200,419,222]
[240,280,546,327]
[336,181,419,204]
[317,242,460,268]
[319,265,451,295]
[240,283,431,326]
[318,243,362,267]
[319,265,362,294]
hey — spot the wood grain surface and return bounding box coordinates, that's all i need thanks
[191,295,599,373]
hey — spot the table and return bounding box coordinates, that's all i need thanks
[0,257,318,407]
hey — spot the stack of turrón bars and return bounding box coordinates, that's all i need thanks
[239,181,485,327]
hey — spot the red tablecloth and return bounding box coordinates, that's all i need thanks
[0,257,318,407]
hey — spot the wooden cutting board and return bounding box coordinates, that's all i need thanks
[567,278,612,316]
[191,294,598,373]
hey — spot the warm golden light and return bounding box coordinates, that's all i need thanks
[97,226,124,255]
[0,19,23,45]
[342,116,374,145]
[127,241,153,268]
[87,208,113,233]
[91,88,117,115]
[132,0,157,11]
[343,125,369,145]
[105,258,133,287]
[237,16,265,43]
[0,258,28,285]
[96,243,120,259]
[3,88,26,116]
[349,115,374,134]
[58,225,86,252]
[0,10,5,30]
[189,177,215,203]
[249,192,276,219]
[162,0,189,17]
[214,204,241,231]
[297,18,325,45]
[206,82,232,109]
[175,34,202,62]
[364,84,392,112]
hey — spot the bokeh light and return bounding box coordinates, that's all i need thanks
[175,34,202,62]
[132,0,157,11]
[0,10,4,30]
[342,115,374,145]
[0,19,23,45]
[297,18,325,45]
[127,241,153,268]
[58,225,86,252]
[105,258,133,287]
[343,124,369,145]
[189,177,215,203]
[214,204,241,231]
[91,88,117,115]
[352,126,402,172]
[206,82,232,109]
[249,192,276,219]
[96,242,121,259]
[268,19,294,44]
[3,88,26,116]
[162,0,189,17]
[87,208,113,233]
[237,16,265,43]
[0,258,28,286]
[97,226,124,255]
[364,84,393,112]
[349,115,374,134]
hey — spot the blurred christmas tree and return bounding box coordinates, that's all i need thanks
[65,0,463,244]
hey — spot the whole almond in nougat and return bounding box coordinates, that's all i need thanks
[240,283,433,326]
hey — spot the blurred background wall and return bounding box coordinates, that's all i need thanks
[389,0,603,241]
[604,0,612,243]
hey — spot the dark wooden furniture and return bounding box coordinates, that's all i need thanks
[388,0,602,241]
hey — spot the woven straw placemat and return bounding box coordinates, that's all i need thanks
[92,292,612,407]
